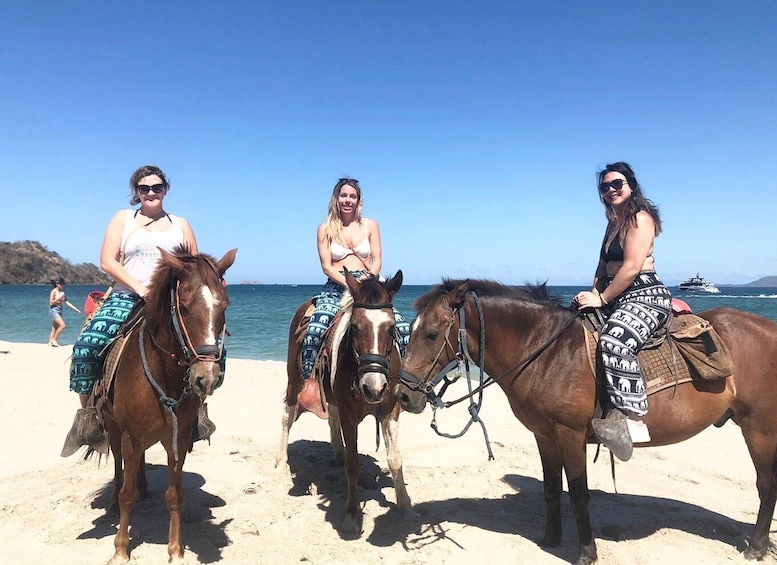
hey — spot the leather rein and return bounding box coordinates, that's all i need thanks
[398,291,579,458]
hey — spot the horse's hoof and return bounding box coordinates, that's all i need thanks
[575,542,598,565]
[743,542,768,560]
[341,513,362,536]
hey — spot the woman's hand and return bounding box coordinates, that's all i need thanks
[574,290,606,310]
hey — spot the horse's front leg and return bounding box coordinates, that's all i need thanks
[380,404,415,515]
[108,434,142,565]
[535,436,564,548]
[164,426,192,565]
[558,428,597,565]
[340,416,362,534]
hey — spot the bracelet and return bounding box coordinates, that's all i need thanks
[600,294,608,305]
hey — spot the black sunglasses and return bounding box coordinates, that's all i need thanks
[137,183,165,195]
[599,178,628,193]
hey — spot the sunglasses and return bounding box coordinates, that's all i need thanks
[599,178,628,193]
[137,183,165,195]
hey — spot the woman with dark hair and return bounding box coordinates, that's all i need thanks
[573,162,672,461]
[48,277,81,347]
[62,164,214,455]
[298,177,411,417]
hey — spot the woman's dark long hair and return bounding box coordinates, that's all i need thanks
[598,161,661,237]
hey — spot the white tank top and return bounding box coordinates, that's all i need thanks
[114,209,186,293]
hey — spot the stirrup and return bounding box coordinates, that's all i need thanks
[60,406,108,457]
[591,410,633,462]
[192,402,216,444]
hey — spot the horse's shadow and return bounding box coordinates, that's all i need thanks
[287,442,763,560]
[78,463,230,564]
[287,439,407,540]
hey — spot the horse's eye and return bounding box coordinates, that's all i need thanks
[426,331,439,340]
[179,304,190,315]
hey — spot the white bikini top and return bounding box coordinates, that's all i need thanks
[114,209,185,293]
[330,221,371,261]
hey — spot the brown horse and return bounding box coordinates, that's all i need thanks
[101,246,236,565]
[398,278,777,565]
[276,270,415,533]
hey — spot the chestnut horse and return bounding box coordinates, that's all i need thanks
[276,270,415,532]
[398,279,777,565]
[102,247,236,565]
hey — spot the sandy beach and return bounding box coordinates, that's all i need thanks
[0,339,773,564]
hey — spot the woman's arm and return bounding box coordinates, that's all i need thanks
[599,211,655,303]
[64,299,81,314]
[100,210,148,297]
[367,218,382,276]
[178,217,199,255]
[317,224,347,285]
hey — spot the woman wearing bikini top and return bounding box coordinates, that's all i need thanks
[573,161,672,461]
[298,177,411,417]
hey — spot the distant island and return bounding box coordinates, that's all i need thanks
[0,240,110,285]
[739,276,777,287]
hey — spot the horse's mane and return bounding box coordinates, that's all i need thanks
[414,278,565,314]
[144,245,222,327]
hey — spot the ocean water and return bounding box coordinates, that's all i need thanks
[3,283,777,361]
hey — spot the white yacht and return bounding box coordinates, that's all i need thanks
[678,274,720,294]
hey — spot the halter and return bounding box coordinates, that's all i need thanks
[351,300,395,391]
[399,290,580,458]
[139,267,228,461]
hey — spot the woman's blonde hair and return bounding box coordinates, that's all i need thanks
[324,177,363,244]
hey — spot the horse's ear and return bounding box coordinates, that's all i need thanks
[449,279,469,309]
[217,248,238,276]
[159,247,187,273]
[343,269,360,294]
[384,270,403,298]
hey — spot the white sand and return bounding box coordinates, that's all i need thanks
[0,339,772,564]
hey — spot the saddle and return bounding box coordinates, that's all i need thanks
[581,308,734,396]
[91,302,147,421]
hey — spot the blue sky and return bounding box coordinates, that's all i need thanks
[2,1,776,286]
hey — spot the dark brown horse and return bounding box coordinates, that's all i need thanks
[101,247,236,565]
[398,278,777,565]
[276,270,415,532]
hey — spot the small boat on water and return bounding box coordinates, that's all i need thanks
[678,274,720,294]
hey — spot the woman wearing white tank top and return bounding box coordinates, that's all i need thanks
[63,165,208,456]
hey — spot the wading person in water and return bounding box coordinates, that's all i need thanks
[48,277,81,347]
[298,177,411,418]
[573,161,672,462]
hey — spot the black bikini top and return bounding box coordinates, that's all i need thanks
[600,232,623,262]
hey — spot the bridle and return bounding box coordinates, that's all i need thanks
[398,290,579,458]
[139,263,227,460]
[350,300,395,395]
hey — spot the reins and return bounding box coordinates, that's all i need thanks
[399,290,580,458]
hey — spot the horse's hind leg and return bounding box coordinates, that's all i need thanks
[380,405,415,515]
[741,426,777,560]
[137,451,149,500]
[275,401,299,469]
[329,405,345,466]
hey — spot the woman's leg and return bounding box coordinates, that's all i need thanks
[393,308,411,357]
[300,282,344,380]
[69,292,138,399]
[52,317,66,344]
